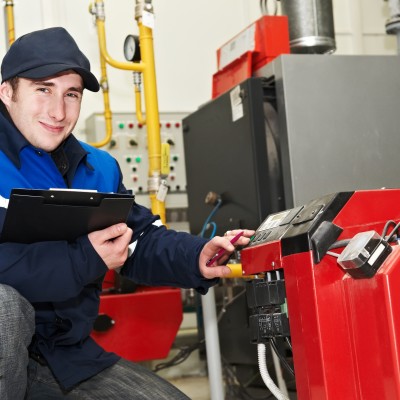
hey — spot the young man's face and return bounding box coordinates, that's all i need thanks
[0,71,83,152]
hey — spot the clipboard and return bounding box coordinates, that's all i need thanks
[1,188,135,244]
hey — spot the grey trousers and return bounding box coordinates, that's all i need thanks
[0,284,190,399]
[0,284,35,400]
[26,358,190,399]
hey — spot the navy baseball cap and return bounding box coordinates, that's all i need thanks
[1,27,100,92]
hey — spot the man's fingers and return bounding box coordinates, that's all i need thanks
[202,265,232,279]
[89,223,128,242]
[88,224,133,270]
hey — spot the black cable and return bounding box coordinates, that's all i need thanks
[382,220,397,238]
[386,221,400,242]
[217,288,246,323]
[152,339,205,373]
[222,356,275,400]
[328,219,400,253]
[284,336,292,351]
[270,338,295,377]
[218,290,275,399]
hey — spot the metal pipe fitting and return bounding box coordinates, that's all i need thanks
[90,1,105,20]
[135,0,153,20]
[148,175,161,193]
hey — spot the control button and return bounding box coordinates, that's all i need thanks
[254,233,262,242]
[135,156,142,163]
[118,122,125,129]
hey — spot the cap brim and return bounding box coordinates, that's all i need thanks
[18,63,100,92]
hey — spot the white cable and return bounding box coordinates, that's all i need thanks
[257,343,289,400]
[326,250,339,258]
[270,343,290,398]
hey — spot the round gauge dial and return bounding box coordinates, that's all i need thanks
[123,34,141,62]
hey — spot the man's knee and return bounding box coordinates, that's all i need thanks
[0,284,35,349]
[0,285,34,400]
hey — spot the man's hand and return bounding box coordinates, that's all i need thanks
[88,223,133,270]
[199,229,255,279]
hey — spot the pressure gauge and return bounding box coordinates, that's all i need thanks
[123,34,141,62]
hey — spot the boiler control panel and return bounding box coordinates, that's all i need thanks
[242,192,353,275]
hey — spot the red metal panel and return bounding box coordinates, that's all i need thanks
[252,16,290,70]
[334,189,400,240]
[342,246,400,399]
[242,189,400,399]
[283,251,359,399]
[91,287,183,361]
[212,52,253,99]
[212,16,290,98]
[240,240,282,275]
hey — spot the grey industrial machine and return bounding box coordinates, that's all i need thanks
[183,54,400,397]
[183,55,400,236]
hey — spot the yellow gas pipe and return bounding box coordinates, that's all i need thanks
[89,1,145,148]
[90,0,166,223]
[5,0,15,47]
[134,83,145,125]
[225,263,256,279]
[90,53,113,148]
[136,19,164,221]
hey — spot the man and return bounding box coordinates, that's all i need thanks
[0,27,254,399]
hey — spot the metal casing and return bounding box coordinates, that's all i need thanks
[184,55,400,234]
[242,189,400,399]
[91,286,182,361]
[280,0,336,54]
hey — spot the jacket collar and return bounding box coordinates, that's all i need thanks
[0,101,28,169]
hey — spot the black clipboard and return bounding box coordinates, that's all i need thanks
[1,188,135,244]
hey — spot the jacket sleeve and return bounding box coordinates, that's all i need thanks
[0,232,108,303]
[120,202,219,294]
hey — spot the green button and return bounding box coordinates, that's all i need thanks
[135,156,142,163]
[126,157,132,163]
[118,123,125,129]
[172,155,179,162]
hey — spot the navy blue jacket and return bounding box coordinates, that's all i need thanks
[0,109,212,390]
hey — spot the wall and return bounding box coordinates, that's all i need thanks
[0,0,397,136]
